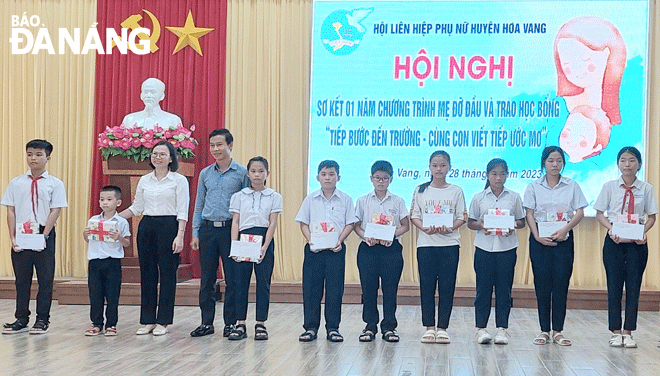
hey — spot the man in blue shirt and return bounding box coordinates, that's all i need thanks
[190,129,249,337]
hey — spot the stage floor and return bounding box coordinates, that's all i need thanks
[1,300,659,375]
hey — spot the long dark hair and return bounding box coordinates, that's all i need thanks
[484,158,508,189]
[418,150,451,193]
[540,146,565,172]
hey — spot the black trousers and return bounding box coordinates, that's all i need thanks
[417,245,459,328]
[234,227,274,322]
[357,240,403,333]
[11,228,56,323]
[302,243,346,333]
[529,232,574,332]
[473,247,517,329]
[88,258,122,328]
[198,221,235,326]
[137,216,179,325]
[602,236,648,331]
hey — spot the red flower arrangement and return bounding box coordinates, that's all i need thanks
[98,123,198,161]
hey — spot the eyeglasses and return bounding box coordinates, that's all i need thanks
[151,152,170,159]
[371,176,390,182]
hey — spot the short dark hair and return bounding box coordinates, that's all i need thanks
[317,160,340,174]
[148,140,179,172]
[617,146,642,171]
[540,146,565,171]
[209,128,233,144]
[26,139,53,156]
[100,185,122,199]
[371,160,393,176]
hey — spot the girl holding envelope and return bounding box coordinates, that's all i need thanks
[523,146,587,346]
[228,156,282,341]
[410,150,466,344]
[594,146,657,348]
[467,158,525,345]
[353,160,410,343]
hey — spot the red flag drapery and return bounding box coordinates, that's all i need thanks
[90,0,227,277]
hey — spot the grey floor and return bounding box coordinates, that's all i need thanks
[1,300,660,375]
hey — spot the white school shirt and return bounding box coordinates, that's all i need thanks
[129,171,190,221]
[86,212,131,260]
[593,177,658,223]
[1,170,68,226]
[523,175,587,223]
[468,187,525,252]
[295,189,356,232]
[354,190,408,239]
[410,184,466,247]
[229,187,283,231]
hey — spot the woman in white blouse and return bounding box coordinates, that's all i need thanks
[120,140,190,336]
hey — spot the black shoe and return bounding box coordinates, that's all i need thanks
[190,324,215,337]
[2,320,29,334]
[223,324,235,338]
[29,320,49,334]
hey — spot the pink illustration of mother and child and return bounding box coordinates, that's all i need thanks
[554,16,627,163]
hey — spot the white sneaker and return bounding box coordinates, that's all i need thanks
[494,328,509,345]
[136,324,156,335]
[622,334,637,348]
[476,328,492,344]
[609,333,623,347]
[152,324,168,336]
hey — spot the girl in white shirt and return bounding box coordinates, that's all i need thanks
[410,150,466,344]
[227,156,282,341]
[468,158,525,345]
[523,146,587,346]
[594,146,657,348]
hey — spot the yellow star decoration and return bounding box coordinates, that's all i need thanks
[166,11,214,56]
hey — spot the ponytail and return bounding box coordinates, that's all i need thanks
[419,150,451,193]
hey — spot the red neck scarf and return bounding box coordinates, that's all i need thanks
[29,174,43,219]
[621,185,634,215]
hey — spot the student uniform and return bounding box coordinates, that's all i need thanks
[410,184,466,329]
[192,160,249,327]
[229,187,283,322]
[523,175,587,333]
[468,187,524,329]
[86,212,130,329]
[129,170,189,326]
[354,190,408,334]
[1,170,67,324]
[295,189,355,334]
[594,177,658,331]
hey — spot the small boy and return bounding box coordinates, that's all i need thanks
[83,185,130,336]
[2,139,67,334]
[295,160,355,342]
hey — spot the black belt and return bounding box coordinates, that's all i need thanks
[203,219,231,228]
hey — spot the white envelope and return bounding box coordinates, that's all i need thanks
[230,240,262,261]
[364,223,396,241]
[483,214,515,230]
[611,222,644,241]
[16,233,45,251]
[310,231,339,251]
[537,222,566,238]
[422,213,453,228]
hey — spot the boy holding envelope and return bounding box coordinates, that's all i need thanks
[295,160,355,342]
[353,160,409,342]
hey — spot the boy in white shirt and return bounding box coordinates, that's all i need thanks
[83,185,131,336]
[295,160,355,342]
[2,139,67,334]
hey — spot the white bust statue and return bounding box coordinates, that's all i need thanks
[121,78,182,130]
